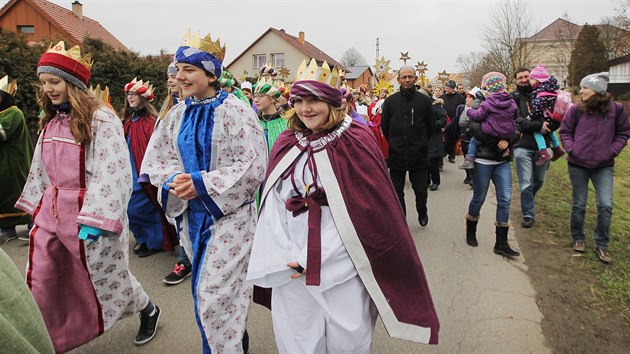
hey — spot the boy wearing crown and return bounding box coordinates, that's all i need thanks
[247,59,439,353]
[0,76,33,243]
[15,42,161,352]
[141,31,267,354]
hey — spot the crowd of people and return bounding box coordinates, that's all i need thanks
[0,30,629,353]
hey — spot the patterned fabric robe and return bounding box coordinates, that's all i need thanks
[15,107,149,353]
[141,92,267,354]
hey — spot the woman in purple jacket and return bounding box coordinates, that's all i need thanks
[559,72,630,263]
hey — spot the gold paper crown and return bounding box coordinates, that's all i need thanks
[181,29,226,62]
[89,84,111,105]
[0,75,18,96]
[294,59,340,88]
[45,41,93,70]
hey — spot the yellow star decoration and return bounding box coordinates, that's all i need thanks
[373,57,391,78]
[399,52,411,65]
[239,70,249,82]
[437,70,451,85]
[278,67,291,80]
[415,61,428,74]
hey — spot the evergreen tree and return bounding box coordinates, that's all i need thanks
[568,24,608,87]
[0,29,45,139]
[0,32,171,137]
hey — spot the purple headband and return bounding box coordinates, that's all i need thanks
[289,80,342,107]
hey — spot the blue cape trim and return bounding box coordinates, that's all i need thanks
[191,171,224,221]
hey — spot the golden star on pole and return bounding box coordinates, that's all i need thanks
[239,70,249,82]
[437,70,451,86]
[278,67,291,81]
[373,57,391,78]
[415,61,428,74]
[399,52,411,65]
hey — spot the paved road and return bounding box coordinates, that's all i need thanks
[2,157,550,353]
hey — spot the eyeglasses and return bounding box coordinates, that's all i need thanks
[253,93,267,99]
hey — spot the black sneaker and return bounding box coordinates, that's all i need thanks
[163,262,192,285]
[135,305,160,345]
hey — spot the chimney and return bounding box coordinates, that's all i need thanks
[298,31,305,45]
[72,1,83,20]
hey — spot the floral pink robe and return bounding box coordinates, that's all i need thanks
[15,107,149,353]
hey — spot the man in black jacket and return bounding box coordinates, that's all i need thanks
[511,67,559,228]
[382,67,435,226]
[441,80,466,163]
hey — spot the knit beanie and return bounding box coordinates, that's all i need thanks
[580,72,609,94]
[167,61,177,76]
[529,65,549,83]
[445,80,457,89]
[480,71,506,89]
[37,41,92,90]
[484,75,506,93]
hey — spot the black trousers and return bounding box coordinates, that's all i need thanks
[428,158,441,186]
[389,168,428,217]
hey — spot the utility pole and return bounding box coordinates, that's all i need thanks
[376,37,379,60]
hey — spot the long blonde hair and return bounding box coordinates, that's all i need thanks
[158,86,184,120]
[39,82,100,144]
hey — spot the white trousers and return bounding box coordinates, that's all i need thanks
[271,275,377,354]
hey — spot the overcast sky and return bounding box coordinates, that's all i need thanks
[1,0,621,77]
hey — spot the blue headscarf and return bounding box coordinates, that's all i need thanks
[175,46,222,78]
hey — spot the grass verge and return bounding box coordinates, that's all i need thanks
[534,149,630,322]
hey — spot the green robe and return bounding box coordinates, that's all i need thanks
[0,248,54,354]
[0,106,33,228]
[259,112,288,152]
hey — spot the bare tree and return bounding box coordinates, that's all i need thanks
[340,47,368,67]
[599,0,630,59]
[482,0,537,78]
[456,51,492,88]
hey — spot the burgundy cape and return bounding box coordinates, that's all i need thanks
[253,119,440,344]
[124,114,178,251]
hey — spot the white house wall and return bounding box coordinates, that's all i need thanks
[226,31,308,82]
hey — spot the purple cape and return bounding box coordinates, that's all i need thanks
[253,119,440,344]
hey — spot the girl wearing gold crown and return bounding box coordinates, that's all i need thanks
[0,76,33,244]
[141,31,267,354]
[121,78,177,258]
[15,41,161,352]
[247,59,439,353]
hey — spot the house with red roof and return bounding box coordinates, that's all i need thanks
[225,27,346,83]
[0,0,127,51]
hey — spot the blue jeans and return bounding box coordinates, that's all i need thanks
[568,165,614,248]
[468,161,512,224]
[178,245,191,266]
[467,137,478,156]
[514,147,549,219]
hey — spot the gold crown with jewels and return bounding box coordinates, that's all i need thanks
[293,58,341,88]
